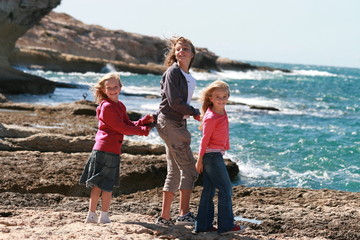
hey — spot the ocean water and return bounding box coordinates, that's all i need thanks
[8,62,360,192]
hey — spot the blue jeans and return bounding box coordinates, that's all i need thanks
[195,152,235,234]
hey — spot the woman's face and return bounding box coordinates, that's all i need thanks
[174,42,194,66]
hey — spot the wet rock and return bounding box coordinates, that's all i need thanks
[0,0,60,94]
[0,101,359,240]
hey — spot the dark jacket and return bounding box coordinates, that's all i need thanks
[157,63,200,122]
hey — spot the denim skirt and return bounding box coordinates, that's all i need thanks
[80,150,120,192]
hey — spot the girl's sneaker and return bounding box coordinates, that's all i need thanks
[175,212,196,225]
[84,211,98,223]
[155,217,173,226]
[98,211,111,224]
[220,224,245,235]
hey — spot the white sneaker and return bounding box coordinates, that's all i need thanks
[175,212,196,225]
[98,211,111,224]
[84,211,98,223]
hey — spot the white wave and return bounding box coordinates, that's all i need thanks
[122,86,160,96]
[234,158,280,179]
[190,70,284,81]
[126,131,163,144]
[230,96,281,107]
[284,168,332,182]
[139,103,159,111]
[280,107,345,118]
[291,70,337,77]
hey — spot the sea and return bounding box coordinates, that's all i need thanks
[8,61,360,193]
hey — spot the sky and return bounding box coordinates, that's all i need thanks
[54,0,360,69]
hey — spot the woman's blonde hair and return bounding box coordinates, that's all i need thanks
[92,72,122,104]
[164,36,196,69]
[199,80,230,115]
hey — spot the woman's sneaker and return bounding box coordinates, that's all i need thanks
[220,224,245,235]
[175,212,196,225]
[155,217,173,226]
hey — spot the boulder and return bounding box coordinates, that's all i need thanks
[0,93,7,102]
[0,0,61,94]
[0,66,56,94]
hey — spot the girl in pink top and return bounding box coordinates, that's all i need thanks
[80,73,153,224]
[195,80,243,235]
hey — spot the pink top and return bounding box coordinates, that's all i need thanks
[93,99,148,154]
[199,107,230,157]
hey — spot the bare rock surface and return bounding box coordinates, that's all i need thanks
[0,101,359,240]
[0,0,60,94]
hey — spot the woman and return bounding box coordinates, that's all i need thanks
[155,36,201,226]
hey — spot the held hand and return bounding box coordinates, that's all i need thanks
[193,114,201,121]
[141,126,151,136]
[141,114,155,125]
[195,160,203,174]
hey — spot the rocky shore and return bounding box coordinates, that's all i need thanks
[1,1,290,95]
[0,100,359,240]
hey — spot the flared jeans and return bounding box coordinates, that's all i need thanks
[195,152,235,233]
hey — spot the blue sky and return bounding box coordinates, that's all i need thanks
[54,0,360,69]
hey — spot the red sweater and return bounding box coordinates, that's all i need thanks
[199,108,230,156]
[93,99,148,154]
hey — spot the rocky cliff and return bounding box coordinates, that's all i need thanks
[12,11,290,76]
[0,0,60,94]
[1,4,290,95]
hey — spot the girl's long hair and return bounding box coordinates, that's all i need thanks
[164,36,196,69]
[199,80,230,115]
[92,72,122,104]
[198,80,230,130]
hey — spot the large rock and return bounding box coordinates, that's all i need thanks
[0,0,61,94]
[12,11,291,74]
[0,66,56,94]
[0,144,239,197]
[0,120,239,197]
[13,12,220,72]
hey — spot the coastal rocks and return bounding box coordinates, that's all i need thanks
[0,0,61,94]
[0,102,359,240]
[12,11,291,75]
[216,57,291,72]
[1,7,292,95]
[10,47,167,75]
[0,123,41,138]
[0,133,94,152]
[13,11,222,73]
[0,186,359,240]
[0,93,7,103]
[0,102,240,197]
[0,65,56,94]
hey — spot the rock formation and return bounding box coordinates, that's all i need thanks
[0,100,239,196]
[13,11,290,75]
[1,3,290,96]
[0,101,359,240]
[0,0,61,94]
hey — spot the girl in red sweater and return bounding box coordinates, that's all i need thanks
[80,72,153,224]
[195,80,243,235]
